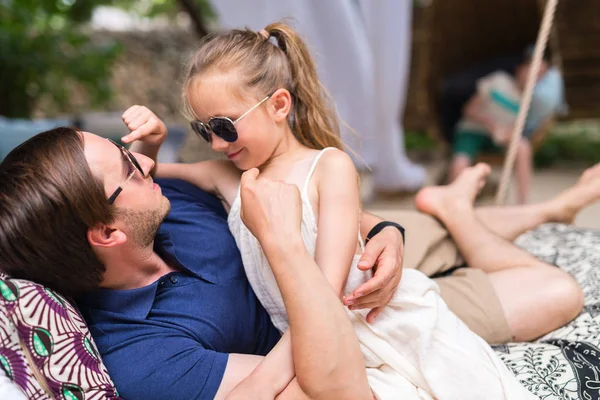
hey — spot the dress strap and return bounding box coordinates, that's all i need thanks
[302,147,335,195]
[358,218,365,252]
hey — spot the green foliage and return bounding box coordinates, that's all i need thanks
[0,0,124,118]
[143,0,215,20]
[404,131,438,151]
[0,0,214,118]
[535,130,600,167]
[405,127,600,168]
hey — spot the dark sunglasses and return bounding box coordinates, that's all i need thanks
[190,95,271,143]
[107,138,145,205]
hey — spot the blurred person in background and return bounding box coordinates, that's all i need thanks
[448,47,566,203]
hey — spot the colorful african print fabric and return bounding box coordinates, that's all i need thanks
[0,277,120,399]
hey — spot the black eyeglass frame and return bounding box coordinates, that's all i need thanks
[106,138,145,205]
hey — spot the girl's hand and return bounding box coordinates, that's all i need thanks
[343,226,404,323]
[121,105,168,146]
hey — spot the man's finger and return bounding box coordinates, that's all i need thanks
[348,301,380,311]
[357,240,384,271]
[366,307,384,323]
[344,288,387,308]
[372,246,398,279]
[348,272,389,299]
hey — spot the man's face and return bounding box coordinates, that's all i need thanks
[82,132,170,247]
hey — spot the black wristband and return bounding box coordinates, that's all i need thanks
[365,221,406,245]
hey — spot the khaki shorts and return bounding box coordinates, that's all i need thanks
[375,210,512,344]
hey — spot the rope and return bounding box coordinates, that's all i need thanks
[495,0,559,204]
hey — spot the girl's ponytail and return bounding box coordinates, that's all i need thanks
[265,23,343,150]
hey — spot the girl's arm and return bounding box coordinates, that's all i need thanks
[156,161,241,209]
[225,330,295,399]
[313,149,361,297]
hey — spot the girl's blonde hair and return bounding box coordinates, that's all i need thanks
[182,22,343,150]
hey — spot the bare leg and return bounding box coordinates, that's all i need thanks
[515,139,533,204]
[475,203,552,242]
[449,154,471,182]
[416,164,544,273]
[486,265,582,342]
[475,162,600,241]
[415,164,583,341]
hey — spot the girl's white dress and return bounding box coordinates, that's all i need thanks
[228,149,535,400]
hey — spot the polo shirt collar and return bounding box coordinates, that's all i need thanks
[82,282,159,319]
[81,233,198,319]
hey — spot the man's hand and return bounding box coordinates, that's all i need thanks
[121,105,168,146]
[240,169,303,249]
[343,226,404,323]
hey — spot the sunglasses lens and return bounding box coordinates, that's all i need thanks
[126,150,144,175]
[209,118,238,143]
[191,121,211,143]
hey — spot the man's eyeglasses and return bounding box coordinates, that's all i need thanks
[107,139,145,205]
[190,94,271,143]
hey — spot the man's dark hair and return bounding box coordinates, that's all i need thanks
[0,127,115,297]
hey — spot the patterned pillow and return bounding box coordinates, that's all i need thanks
[0,277,121,399]
[495,224,600,399]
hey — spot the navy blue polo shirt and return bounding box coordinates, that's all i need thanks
[79,179,281,400]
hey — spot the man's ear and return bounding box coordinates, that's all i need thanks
[269,88,292,123]
[87,223,126,249]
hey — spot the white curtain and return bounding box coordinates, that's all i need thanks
[359,1,426,190]
[209,0,425,191]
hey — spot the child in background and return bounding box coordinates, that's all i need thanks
[450,48,564,203]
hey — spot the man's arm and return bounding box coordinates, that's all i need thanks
[239,169,372,400]
[230,149,364,399]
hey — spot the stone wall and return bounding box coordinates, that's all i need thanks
[61,29,218,161]
[99,29,219,161]
[98,29,197,122]
[36,26,429,162]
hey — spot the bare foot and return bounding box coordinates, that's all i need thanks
[415,163,492,219]
[547,163,600,224]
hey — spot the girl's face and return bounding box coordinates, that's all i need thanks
[188,72,285,170]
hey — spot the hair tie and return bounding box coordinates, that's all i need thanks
[259,29,280,48]
[258,29,269,40]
